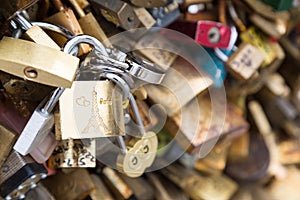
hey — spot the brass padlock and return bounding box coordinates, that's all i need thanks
[67,0,112,48]
[89,174,114,200]
[116,131,158,178]
[48,138,96,168]
[240,27,276,67]
[42,169,95,200]
[145,56,213,116]
[226,42,265,80]
[0,37,79,88]
[90,0,141,30]
[0,124,17,169]
[59,80,125,139]
[45,0,90,54]
[160,163,238,200]
[133,7,156,29]
[12,13,60,50]
[102,167,133,199]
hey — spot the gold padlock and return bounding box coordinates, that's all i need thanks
[68,0,112,48]
[59,80,125,139]
[45,0,90,54]
[0,37,79,88]
[0,124,17,169]
[116,131,158,178]
[23,25,60,50]
[226,42,265,80]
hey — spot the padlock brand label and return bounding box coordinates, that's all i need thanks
[59,81,125,139]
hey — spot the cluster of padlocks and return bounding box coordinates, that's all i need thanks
[0,0,300,199]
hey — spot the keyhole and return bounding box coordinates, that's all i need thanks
[127,16,134,23]
[131,156,138,165]
[143,145,149,154]
[208,27,220,44]
[24,67,38,79]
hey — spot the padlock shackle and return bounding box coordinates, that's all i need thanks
[100,72,131,100]
[41,87,65,114]
[13,12,32,30]
[63,34,108,57]
[99,72,146,136]
[32,22,74,39]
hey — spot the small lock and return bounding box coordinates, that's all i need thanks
[48,138,96,168]
[91,0,141,30]
[128,0,167,8]
[67,0,112,48]
[0,124,17,169]
[13,87,65,155]
[240,27,276,67]
[59,80,125,139]
[42,169,95,200]
[0,150,47,200]
[116,131,158,177]
[45,0,90,54]
[226,42,265,80]
[11,12,60,50]
[0,36,79,88]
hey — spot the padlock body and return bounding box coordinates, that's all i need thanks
[59,80,125,139]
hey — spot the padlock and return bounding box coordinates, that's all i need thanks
[248,100,286,179]
[67,0,112,48]
[13,87,64,155]
[90,0,141,30]
[134,32,178,71]
[227,132,250,162]
[225,131,270,181]
[127,0,167,8]
[160,163,238,200]
[0,36,79,88]
[168,20,238,49]
[145,56,213,116]
[48,138,96,168]
[88,174,114,200]
[240,27,276,67]
[119,174,155,200]
[116,131,158,177]
[165,93,249,153]
[42,169,95,200]
[193,141,231,175]
[226,42,265,80]
[102,167,133,199]
[45,0,90,54]
[0,124,17,169]
[133,7,156,29]
[11,12,60,50]
[0,150,47,200]
[0,89,58,163]
[59,80,125,139]
[146,173,189,200]
[147,0,180,28]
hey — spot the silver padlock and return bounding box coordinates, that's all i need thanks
[13,87,64,155]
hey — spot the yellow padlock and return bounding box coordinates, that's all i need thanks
[0,37,79,88]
